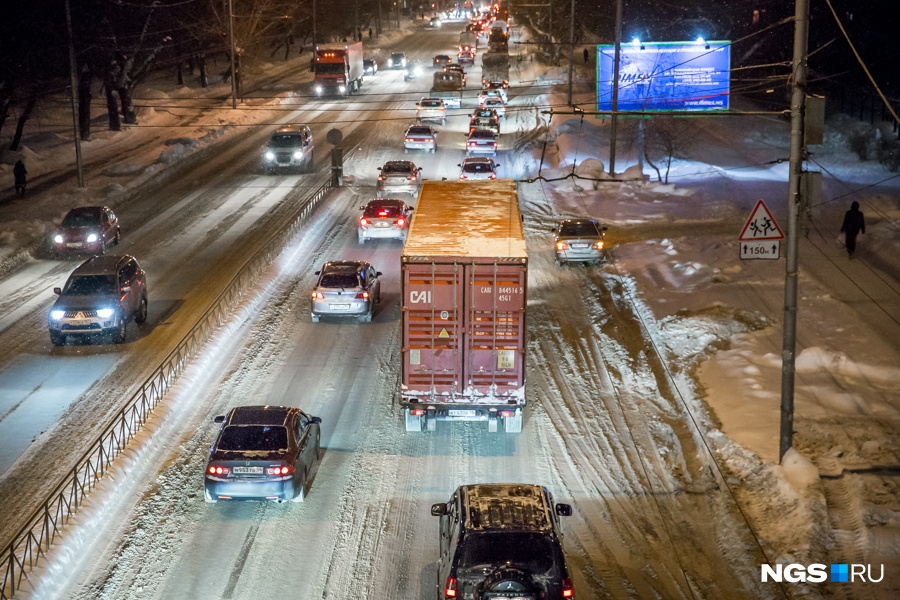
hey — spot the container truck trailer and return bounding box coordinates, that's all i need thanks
[400,180,527,433]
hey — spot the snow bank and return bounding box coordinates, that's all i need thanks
[779,448,820,492]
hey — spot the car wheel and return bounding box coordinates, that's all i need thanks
[50,332,63,347]
[112,316,127,344]
[99,239,106,255]
[292,468,307,502]
[359,309,372,324]
[114,230,121,246]
[441,118,446,125]
[134,293,148,324]
[358,235,366,244]
[311,314,320,323]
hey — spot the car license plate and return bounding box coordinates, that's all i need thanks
[66,242,83,248]
[448,409,476,417]
[572,243,589,249]
[330,304,350,311]
[67,319,90,326]
[232,466,263,475]
[375,222,389,227]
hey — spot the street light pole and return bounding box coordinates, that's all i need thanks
[566,0,575,105]
[228,0,236,109]
[65,0,85,188]
[608,0,622,176]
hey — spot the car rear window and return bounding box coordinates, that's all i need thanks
[408,127,433,135]
[469,130,494,140]
[320,273,360,288]
[419,101,442,108]
[383,163,412,174]
[364,203,403,218]
[458,533,559,577]
[463,162,493,173]
[218,425,288,451]
[560,223,599,237]
[64,274,117,295]
[62,210,100,227]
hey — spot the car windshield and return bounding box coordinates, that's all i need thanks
[64,274,117,295]
[269,134,303,148]
[364,203,403,218]
[464,162,493,173]
[560,223,599,237]
[470,131,494,140]
[383,163,413,174]
[316,63,346,75]
[408,127,433,136]
[458,533,559,576]
[320,273,360,288]
[218,425,288,452]
[391,53,405,60]
[62,211,100,227]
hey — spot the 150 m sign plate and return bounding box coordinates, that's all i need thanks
[740,240,780,260]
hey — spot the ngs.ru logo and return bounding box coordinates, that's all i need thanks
[762,563,884,583]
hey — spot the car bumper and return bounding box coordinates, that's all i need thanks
[265,158,306,169]
[416,114,445,121]
[466,146,497,155]
[312,299,371,316]
[359,226,406,240]
[49,317,118,335]
[204,477,294,502]
[53,240,104,254]
[557,248,605,262]
[378,184,418,195]
[405,142,437,151]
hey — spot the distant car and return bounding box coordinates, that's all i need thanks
[433,54,452,68]
[52,206,121,257]
[48,255,148,346]
[405,124,438,153]
[482,80,508,102]
[404,61,425,81]
[443,63,466,88]
[263,125,314,173]
[387,52,407,69]
[458,157,500,180]
[358,198,413,244]
[432,484,576,600]
[552,218,608,265]
[204,406,322,503]
[478,88,504,106]
[363,59,378,75]
[377,160,422,196]
[429,16,442,28]
[469,108,500,134]
[457,49,475,65]
[466,129,498,156]
[311,261,382,323]
[482,97,506,118]
[416,98,447,125]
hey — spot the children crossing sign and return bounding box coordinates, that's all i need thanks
[739,199,784,260]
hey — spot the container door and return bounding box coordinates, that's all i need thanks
[403,263,464,396]
[464,263,526,396]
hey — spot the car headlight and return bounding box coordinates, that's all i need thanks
[414,67,423,76]
[338,85,346,93]
[50,310,65,320]
[387,59,393,66]
[315,85,323,94]
[54,234,63,244]
[293,150,303,159]
[265,151,275,161]
[86,233,98,243]
[97,308,115,319]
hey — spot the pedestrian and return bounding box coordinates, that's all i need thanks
[583,48,589,64]
[13,159,27,196]
[840,200,865,258]
[368,28,373,39]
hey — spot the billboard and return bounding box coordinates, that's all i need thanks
[597,41,731,113]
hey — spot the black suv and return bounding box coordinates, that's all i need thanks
[431,484,575,599]
[48,255,148,345]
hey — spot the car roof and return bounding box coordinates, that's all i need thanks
[71,255,133,276]
[225,405,295,426]
[322,260,368,273]
[463,157,494,165]
[390,52,405,57]
[274,125,309,135]
[459,484,553,533]
[560,218,599,226]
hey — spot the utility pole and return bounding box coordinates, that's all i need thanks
[65,0,84,188]
[608,0,622,176]
[566,0,575,105]
[313,0,317,48]
[228,0,237,109]
[780,0,810,463]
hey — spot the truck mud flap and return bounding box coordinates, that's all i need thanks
[503,410,523,434]
[404,409,423,432]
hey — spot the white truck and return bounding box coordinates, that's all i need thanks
[430,71,464,108]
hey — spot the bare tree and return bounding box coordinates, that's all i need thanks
[644,117,697,183]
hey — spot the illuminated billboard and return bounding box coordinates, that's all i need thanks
[596,41,731,113]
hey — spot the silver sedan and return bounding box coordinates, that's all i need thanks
[552,219,608,265]
[404,125,438,153]
[311,261,382,323]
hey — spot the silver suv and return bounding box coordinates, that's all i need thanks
[48,255,148,346]
[263,125,314,173]
[311,261,382,323]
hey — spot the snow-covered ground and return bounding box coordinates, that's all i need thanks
[1,15,899,600]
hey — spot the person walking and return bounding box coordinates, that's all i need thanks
[13,160,27,196]
[583,47,589,64]
[840,200,866,258]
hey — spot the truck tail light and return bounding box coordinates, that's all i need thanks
[445,576,457,598]
[208,466,229,475]
[593,240,605,250]
[556,242,569,250]
[411,408,426,416]
[562,577,574,597]
[312,291,324,299]
[500,409,515,417]
[356,291,369,299]
[266,466,294,475]
[359,218,369,228]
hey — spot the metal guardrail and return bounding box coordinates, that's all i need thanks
[1,173,334,599]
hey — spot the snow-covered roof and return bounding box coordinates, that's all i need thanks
[402,179,527,260]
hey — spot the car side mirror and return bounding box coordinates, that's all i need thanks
[375,271,383,277]
[602,226,609,231]
[315,270,320,275]
[495,164,501,168]
[431,503,447,516]
[53,287,61,295]
[377,167,382,171]
[359,205,366,210]
[213,415,225,423]
[556,503,572,517]
[120,286,131,293]
[456,164,461,167]
[408,207,414,212]
[310,416,322,425]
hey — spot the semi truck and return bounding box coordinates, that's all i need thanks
[430,71,464,108]
[481,52,510,86]
[400,180,528,434]
[314,42,363,96]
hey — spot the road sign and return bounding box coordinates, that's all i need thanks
[741,240,780,260]
[739,199,784,241]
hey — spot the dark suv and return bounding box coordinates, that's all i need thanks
[263,125,314,173]
[431,484,575,600]
[48,255,148,345]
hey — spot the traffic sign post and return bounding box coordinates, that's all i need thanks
[739,199,784,260]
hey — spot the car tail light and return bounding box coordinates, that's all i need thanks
[489,173,496,179]
[356,291,369,299]
[208,466,229,475]
[377,176,384,181]
[556,242,569,250]
[439,107,445,111]
[378,210,389,217]
[396,217,406,227]
[407,174,417,181]
[468,142,476,147]
[266,466,294,475]
[359,218,369,227]
[425,138,434,143]
[312,291,324,299]
[445,576,457,598]
[460,174,467,179]
[593,240,605,250]
[492,142,497,147]
[562,577,574,597]
[405,138,413,143]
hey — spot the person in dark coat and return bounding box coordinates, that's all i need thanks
[583,48,589,64]
[840,200,865,258]
[13,160,27,196]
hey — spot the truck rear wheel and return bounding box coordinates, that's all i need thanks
[404,409,423,432]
